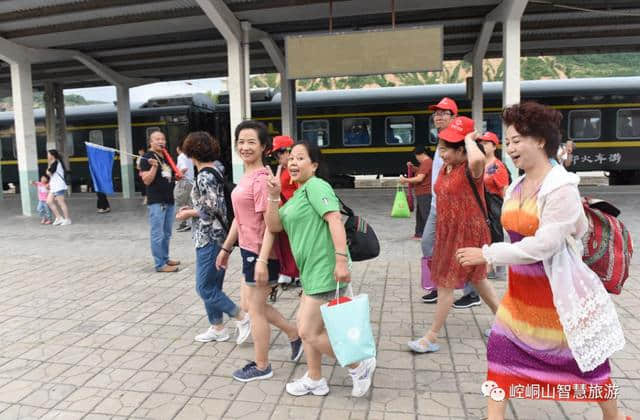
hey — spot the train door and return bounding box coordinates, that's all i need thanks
[165,122,188,158]
[214,112,233,174]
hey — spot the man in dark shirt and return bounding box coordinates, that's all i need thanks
[140,130,180,272]
[400,145,433,239]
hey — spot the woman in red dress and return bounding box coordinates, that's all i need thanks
[409,116,501,353]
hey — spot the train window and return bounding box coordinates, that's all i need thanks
[617,109,640,139]
[427,118,438,144]
[482,114,503,139]
[66,132,74,156]
[146,126,162,141]
[568,110,601,140]
[301,120,330,147]
[385,116,415,145]
[343,118,371,146]
[89,130,103,146]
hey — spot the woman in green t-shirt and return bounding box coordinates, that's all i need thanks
[265,141,376,399]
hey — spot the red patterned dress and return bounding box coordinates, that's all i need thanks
[431,162,490,288]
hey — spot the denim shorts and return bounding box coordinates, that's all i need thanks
[53,189,66,197]
[241,248,279,286]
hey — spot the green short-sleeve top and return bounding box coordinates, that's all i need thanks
[279,176,349,295]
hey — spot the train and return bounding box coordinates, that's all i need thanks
[2,76,640,191]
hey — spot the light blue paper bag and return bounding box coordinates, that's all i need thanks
[320,284,377,367]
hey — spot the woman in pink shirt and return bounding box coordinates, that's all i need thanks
[216,120,301,382]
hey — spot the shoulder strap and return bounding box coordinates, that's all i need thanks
[465,166,488,219]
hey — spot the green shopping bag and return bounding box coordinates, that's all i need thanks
[391,186,410,218]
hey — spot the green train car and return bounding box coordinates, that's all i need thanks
[2,77,640,191]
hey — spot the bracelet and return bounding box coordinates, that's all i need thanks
[256,258,269,265]
[267,198,280,203]
[221,247,232,254]
[335,251,348,258]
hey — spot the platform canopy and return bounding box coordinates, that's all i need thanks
[0,0,640,91]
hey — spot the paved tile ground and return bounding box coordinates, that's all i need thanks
[0,186,639,419]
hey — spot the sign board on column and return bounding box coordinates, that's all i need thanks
[285,26,443,79]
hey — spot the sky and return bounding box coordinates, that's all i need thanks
[64,77,226,104]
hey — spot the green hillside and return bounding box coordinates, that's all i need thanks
[251,52,640,91]
[0,92,106,111]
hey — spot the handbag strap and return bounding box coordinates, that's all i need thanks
[334,282,354,303]
[464,166,490,223]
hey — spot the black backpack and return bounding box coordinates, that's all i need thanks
[338,198,381,261]
[465,167,504,243]
[198,167,235,233]
[303,190,380,261]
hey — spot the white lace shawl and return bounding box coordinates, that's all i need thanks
[482,165,625,372]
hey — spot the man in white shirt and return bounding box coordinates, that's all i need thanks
[174,141,195,232]
[421,97,457,304]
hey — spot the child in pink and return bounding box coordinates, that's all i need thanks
[32,175,53,224]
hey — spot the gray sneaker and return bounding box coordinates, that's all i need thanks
[232,361,273,382]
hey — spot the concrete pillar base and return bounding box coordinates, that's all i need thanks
[116,86,135,199]
[10,60,39,216]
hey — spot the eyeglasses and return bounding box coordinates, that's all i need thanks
[434,110,453,117]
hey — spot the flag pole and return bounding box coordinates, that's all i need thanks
[84,142,148,160]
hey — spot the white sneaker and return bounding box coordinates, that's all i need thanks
[278,274,292,285]
[286,373,330,396]
[235,313,251,345]
[60,219,72,226]
[52,218,63,226]
[349,357,376,397]
[195,326,229,343]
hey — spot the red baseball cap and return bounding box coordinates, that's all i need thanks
[438,116,475,143]
[478,131,500,145]
[428,97,458,116]
[272,135,294,152]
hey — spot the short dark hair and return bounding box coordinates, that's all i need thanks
[182,131,221,162]
[413,145,427,155]
[291,141,330,181]
[41,173,50,182]
[502,101,562,159]
[234,120,271,154]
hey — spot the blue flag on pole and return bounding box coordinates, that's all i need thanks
[86,143,115,195]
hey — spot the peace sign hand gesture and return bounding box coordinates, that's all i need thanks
[266,165,282,200]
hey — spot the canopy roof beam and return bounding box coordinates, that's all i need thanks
[0,37,151,88]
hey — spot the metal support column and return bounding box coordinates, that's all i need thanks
[10,60,38,216]
[501,0,528,178]
[116,85,135,198]
[44,82,68,168]
[196,0,250,182]
[468,21,496,132]
[281,79,297,138]
[227,37,249,183]
[255,30,297,138]
[241,21,252,121]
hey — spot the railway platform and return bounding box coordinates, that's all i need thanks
[0,187,639,419]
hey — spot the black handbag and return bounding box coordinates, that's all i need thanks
[303,191,380,261]
[465,167,504,243]
[338,198,381,261]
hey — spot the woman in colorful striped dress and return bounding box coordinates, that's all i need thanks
[457,102,627,420]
